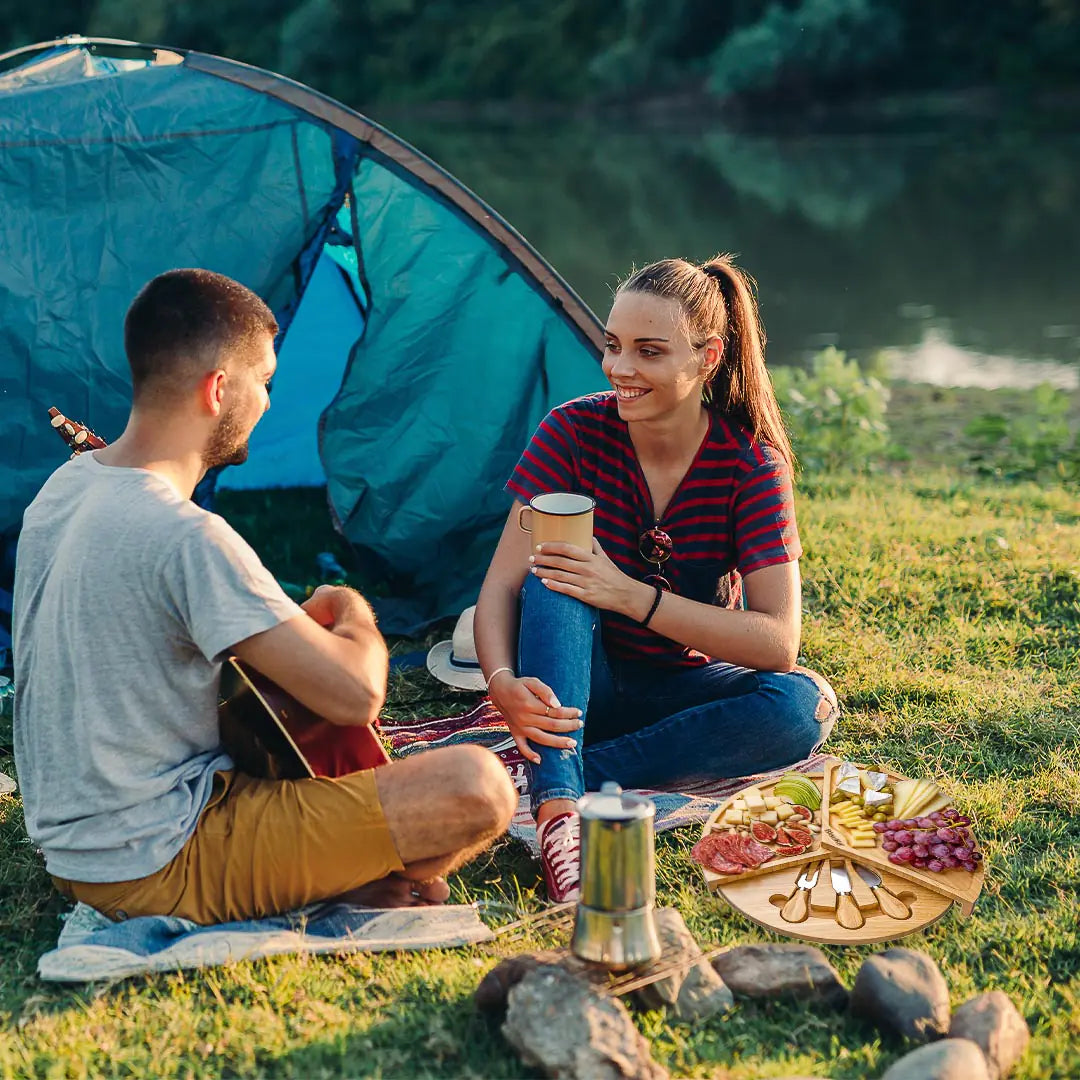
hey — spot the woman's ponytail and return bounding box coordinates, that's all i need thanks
[699,257,793,469]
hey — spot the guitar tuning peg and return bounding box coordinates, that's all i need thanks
[74,430,88,444]
[50,412,67,428]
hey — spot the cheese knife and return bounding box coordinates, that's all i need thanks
[830,860,865,930]
[853,863,912,920]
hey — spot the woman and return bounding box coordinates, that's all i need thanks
[474,256,838,902]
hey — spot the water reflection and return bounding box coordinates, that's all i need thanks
[390,118,1080,389]
[883,327,1079,390]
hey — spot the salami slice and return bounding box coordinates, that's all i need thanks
[691,834,745,874]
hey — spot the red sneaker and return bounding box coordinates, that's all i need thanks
[537,811,581,903]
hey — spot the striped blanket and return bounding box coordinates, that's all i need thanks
[381,700,827,854]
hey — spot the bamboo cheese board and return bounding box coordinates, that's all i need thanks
[695,756,986,943]
[818,758,986,918]
[716,855,954,945]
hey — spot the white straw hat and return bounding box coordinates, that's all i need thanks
[425,606,488,692]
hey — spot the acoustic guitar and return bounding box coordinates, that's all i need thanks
[47,407,388,780]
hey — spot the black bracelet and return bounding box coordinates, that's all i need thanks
[639,583,664,628]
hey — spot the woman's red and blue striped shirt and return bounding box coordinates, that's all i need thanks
[506,392,801,669]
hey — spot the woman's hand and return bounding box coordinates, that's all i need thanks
[529,539,652,618]
[487,671,582,765]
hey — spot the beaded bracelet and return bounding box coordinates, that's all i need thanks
[639,583,664,628]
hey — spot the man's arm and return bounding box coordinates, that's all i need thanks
[231,586,388,727]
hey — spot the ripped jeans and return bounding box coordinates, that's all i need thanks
[517,572,838,812]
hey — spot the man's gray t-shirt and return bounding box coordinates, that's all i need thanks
[13,452,303,882]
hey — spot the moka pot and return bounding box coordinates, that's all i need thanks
[570,782,662,971]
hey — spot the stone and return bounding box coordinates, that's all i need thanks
[632,909,733,1022]
[710,943,848,1009]
[880,1038,990,1080]
[475,950,602,1016]
[849,947,950,1042]
[503,965,669,1080]
[950,991,1030,1080]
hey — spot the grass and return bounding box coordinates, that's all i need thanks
[1,386,1079,1078]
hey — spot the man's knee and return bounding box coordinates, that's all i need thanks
[433,745,518,836]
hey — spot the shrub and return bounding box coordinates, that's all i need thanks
[964,383,1080,485]
[772,347,891,473]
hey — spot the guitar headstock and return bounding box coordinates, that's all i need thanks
[48,407,108,456]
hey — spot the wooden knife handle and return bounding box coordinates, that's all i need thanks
[874,881,913,920]
[835,890,865,930]
[779,861,818,923]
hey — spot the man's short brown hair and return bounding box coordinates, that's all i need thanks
[124,269,278,402]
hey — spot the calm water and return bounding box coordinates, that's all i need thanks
[393,119,1080,390]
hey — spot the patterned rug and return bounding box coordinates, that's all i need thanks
[381,700,829,854]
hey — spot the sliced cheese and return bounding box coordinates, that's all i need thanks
[776,804,794,820]
[891,778,920,818]
[763,796,781,809]
[851,838,877,848]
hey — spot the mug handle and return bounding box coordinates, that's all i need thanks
[517,505,533,533]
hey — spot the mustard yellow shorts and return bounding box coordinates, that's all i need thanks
[52,769,405,925]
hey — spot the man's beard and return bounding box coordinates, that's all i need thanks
[202,403,250,470]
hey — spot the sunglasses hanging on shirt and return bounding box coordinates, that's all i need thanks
[638,526,673,592]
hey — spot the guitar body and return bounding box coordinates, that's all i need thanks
[219,658,389,779]
[49,406,389,781]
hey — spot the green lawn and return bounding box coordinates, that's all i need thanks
[1,388,1078,1079]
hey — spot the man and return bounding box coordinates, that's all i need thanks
[13,269,516,924]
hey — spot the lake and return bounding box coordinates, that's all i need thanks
[391,118,1080,391]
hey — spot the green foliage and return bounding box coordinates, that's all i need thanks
[5,0,1080,106]
[772,347,891,473]
[707,0,903,98]
[964,382,1080,485]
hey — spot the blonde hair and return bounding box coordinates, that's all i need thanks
[618,254,793,468]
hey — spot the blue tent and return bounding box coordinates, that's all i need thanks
[0,36,605,663]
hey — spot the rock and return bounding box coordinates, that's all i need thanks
[475,950,602,1016]
[880,1038,990,1080]
[950,991,1030,1080]
[632,909,733,1022]
[503,965,669,1080]
[849,948,950,1042]
[711,943,848,1009]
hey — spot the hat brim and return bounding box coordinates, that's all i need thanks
[425,640,488,692]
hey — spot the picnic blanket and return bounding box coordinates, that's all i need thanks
[39,900,493,982]
[381,699,829,854]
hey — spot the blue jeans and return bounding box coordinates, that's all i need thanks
[517,573,837,810]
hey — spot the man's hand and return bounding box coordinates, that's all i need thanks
[486,671,581,765]
[301,585,377,634]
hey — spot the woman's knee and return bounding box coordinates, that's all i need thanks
[759,667,839,747]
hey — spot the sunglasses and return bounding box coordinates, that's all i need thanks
[639,526,673,591]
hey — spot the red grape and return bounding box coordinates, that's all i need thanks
[872,822,888,833]
[927,859,944,872]
[913,857,929,869]
[916,817,935,828]
[894,830,914,844]
[888,852,904,865]
[943,808,959,820]
[936,827,958,843]
[882,839,898,852]
[894,846,914,862]
[941,855,959,869]
[931,843,951,859]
